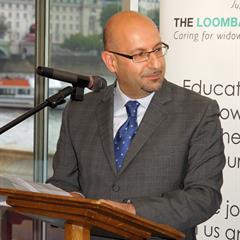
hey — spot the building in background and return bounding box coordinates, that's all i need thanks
[0,0,103,56]
[50,0,102,44]
[0,0,35,55]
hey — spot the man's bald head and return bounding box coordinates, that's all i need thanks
[103,11,159,51]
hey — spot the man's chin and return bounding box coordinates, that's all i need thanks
[142,81,163,93]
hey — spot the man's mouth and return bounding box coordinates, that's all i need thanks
[142,72,162,81]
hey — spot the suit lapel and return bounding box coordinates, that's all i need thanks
[118,80,172,175]
[96,85,117,175]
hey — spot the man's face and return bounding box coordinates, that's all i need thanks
[102,17,166,99]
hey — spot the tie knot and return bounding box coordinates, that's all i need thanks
[125,101,140,117]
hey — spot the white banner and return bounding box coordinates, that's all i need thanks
[160,1,240,239]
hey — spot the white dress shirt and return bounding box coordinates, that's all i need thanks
[113,83,155,138]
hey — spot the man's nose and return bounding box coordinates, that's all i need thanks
[147,52,161,68]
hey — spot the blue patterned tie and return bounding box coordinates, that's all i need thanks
[114,101,140,172]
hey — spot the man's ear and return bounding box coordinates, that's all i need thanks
[101,51,117,73]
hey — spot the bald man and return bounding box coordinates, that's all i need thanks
[47,11,225,240]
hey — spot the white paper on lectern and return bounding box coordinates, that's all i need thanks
[0,175,72,207]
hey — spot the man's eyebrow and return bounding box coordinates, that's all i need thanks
[154,42,162,48]
[130,42,162,54]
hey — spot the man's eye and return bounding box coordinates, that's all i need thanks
[136,52,147,57]
[155,47,162,52]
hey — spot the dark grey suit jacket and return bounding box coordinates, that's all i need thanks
[47,80,225,240]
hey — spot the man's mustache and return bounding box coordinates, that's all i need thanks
[142,70,163,77]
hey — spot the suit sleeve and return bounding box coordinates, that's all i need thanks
[46,102,81,192]
[131,100,226,232]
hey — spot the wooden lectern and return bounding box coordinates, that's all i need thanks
[0,188,185,240]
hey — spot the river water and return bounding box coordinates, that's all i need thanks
[0,76,115,153]
[0,107,62,153]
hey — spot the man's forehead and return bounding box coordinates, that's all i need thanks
[105,12,160,50]
[116,28,161,50]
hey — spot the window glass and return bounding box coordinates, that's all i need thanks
[0,0,35,237]
[0,0,35,180]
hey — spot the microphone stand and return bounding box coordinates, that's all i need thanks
[70,84,85,101]
[0,86,73,135]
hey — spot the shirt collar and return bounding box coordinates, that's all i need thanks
[114,82,155,111]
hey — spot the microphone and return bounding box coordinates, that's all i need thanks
[36,66,107,92]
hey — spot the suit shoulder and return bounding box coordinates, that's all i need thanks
[163,81,220,116]
[166,80,215,104]
[65,84,113,110]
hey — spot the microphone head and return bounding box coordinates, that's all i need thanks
[90,76,107,92]
[36,66,54,77]
[37,66,107,92]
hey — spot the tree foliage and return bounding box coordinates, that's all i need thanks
[99,3,121,28]
[62,33,102,52]
[147,9,160,27]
